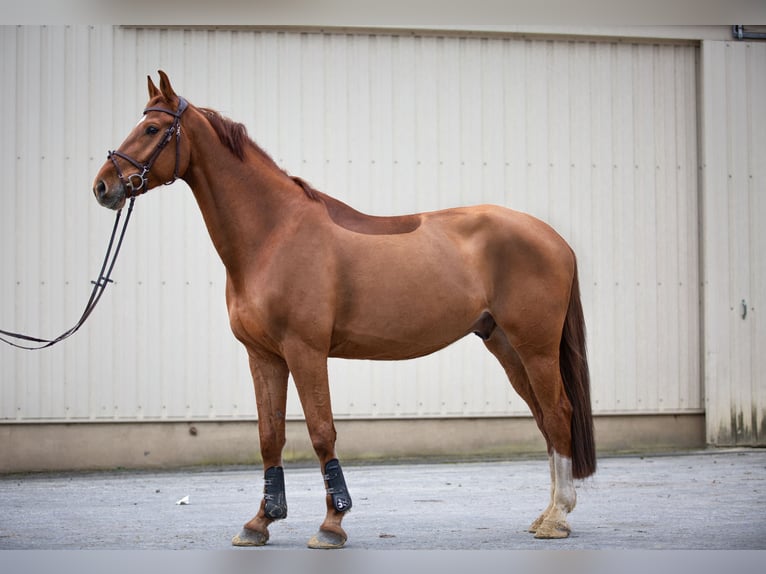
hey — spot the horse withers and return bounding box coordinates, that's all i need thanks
[92,71,596,548]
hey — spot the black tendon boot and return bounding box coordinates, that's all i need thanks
[323,459,352,513]
[263,466,287,520]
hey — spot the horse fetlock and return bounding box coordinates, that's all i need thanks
[552,451,576,512]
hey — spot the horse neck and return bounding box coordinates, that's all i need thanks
[182,136,305,280]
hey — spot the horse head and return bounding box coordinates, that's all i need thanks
[92,70,191,210]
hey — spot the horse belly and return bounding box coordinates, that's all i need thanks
[329,264,484,361]
[329,328,471,361]
[329,324,470,361]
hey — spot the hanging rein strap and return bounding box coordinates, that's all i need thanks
[1,97,188,350]
[0,198,135,350]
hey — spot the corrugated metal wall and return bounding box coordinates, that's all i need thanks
[1,26,702,422]
[701,40,766,445]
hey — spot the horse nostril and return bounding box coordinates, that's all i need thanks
[94,180,107,200]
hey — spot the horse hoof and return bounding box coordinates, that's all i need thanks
[232,527,269,547]
[533,520,571,539]
[528,514,546,533]
[307,529,347,549]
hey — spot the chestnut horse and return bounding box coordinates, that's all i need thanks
[93,71,596,548]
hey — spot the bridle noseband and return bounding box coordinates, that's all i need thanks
[108,97,188,198]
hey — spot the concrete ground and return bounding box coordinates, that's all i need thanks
[0,449,764,551]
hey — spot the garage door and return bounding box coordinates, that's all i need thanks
[0,26,700,422]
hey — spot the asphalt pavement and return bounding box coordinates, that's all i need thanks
[0,449,764,551]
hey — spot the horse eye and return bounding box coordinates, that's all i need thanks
[145,125,160,136]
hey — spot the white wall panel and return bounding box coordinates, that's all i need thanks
[1,25,119,421]
[701,40,766,445]
[1,26,702,423]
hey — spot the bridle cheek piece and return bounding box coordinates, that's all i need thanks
[107,97,188,198]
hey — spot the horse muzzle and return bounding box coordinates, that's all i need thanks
[93,178,127,211]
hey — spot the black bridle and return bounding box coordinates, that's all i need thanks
[108,96,188,197]
[0,97,188,350]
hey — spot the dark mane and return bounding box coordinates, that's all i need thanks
[200,106,319,201]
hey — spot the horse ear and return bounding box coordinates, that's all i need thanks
[147,75,161,99]
[157,70,178,101]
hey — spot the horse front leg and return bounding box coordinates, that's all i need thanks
[232,349,289,547]
[285,343,352,549]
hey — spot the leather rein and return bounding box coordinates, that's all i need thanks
[0,98,188,350]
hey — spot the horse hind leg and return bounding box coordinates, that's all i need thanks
[482,327,576,539]
[521,351,577,538]
[519,351,578,539]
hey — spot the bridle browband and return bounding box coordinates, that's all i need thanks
[108,96,188,197]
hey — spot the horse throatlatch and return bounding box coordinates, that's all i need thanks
[324,459,352,513]
[263,466,288,520]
